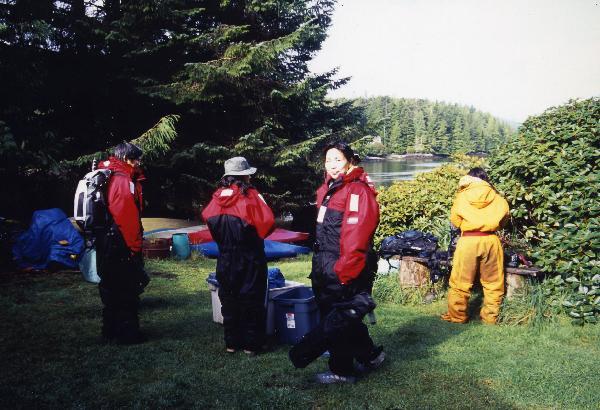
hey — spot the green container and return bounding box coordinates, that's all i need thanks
[171,233,191,260]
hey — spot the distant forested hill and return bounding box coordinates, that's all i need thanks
[349,97,516,155]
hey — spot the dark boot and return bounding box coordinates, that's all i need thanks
[115,308,146,345]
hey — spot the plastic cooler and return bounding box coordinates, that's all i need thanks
[272,287,320,345]
[205,272,305,335]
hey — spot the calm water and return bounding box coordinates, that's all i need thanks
[362,157,449,186]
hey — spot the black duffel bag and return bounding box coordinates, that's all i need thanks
[379,230,439,259]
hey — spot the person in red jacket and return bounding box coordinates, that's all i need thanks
[202,157,275,355]
[96,142,149,345]
[311,141,384,384]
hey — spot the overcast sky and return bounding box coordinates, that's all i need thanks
[309,0,600,122]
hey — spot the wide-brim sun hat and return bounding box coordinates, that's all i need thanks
[223,156,257,177]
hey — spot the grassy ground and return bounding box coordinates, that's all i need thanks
[1,255,598,409]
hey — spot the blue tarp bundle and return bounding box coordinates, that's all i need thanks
[192,240,310,261]
[12,208,84,270]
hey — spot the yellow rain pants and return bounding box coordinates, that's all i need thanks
[441,235,504,324]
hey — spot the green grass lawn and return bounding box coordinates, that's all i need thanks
[1,254,598,409]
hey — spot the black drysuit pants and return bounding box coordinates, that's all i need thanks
[96,227,147,341]
[217,249,267,351]
[317,301,375,376]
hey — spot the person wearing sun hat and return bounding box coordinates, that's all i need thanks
[202,156,275,355]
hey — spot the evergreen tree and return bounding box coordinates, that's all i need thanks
[351,97,514,156]
[1,0,355,217]
[432,119,449,154]
[412,109,426,153]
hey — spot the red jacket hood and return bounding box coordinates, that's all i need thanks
[211,184,244,208]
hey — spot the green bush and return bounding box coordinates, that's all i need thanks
[489,98,600,325]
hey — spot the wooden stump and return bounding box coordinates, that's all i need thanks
[505,272,526,299]
[397,256,430,287]
[505,267,540,299]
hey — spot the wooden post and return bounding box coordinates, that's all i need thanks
[398,256,430,287]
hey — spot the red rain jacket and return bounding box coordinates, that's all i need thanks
[98,157,145,253]
[314,167,379,285]
[201,184,275,243]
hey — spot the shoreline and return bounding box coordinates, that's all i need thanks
[364,153,449,161]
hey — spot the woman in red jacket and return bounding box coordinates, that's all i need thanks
[202,157,275,355]
[97,142,148,345]
[311,142,384,384]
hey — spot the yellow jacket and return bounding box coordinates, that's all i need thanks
[450,175,509,232]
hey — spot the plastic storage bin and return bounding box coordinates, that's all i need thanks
[273,287,320,345]
[205,272,305,334]
[266,280,304,335]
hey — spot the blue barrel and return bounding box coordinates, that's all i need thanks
[171,233,191,260]
[273,287,320,344]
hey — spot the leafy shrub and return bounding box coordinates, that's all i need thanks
[489,98,600,325]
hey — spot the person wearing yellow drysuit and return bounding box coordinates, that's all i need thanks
[441,168,510,324]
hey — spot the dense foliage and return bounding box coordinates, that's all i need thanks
[489,98,600,325]
[0,0,358,218]
[353,97,515,155]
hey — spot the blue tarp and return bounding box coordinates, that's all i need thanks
[13,208,84,270]
[192,240,310,261]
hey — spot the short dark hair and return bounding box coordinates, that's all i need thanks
[467,167,499,192]
[323,141,361,165]
[467,167,489,182]
[218,175,253,196]
[113,142,143,161]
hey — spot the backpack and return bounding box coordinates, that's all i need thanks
[73,163,112,241]
[379,230,439,259]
